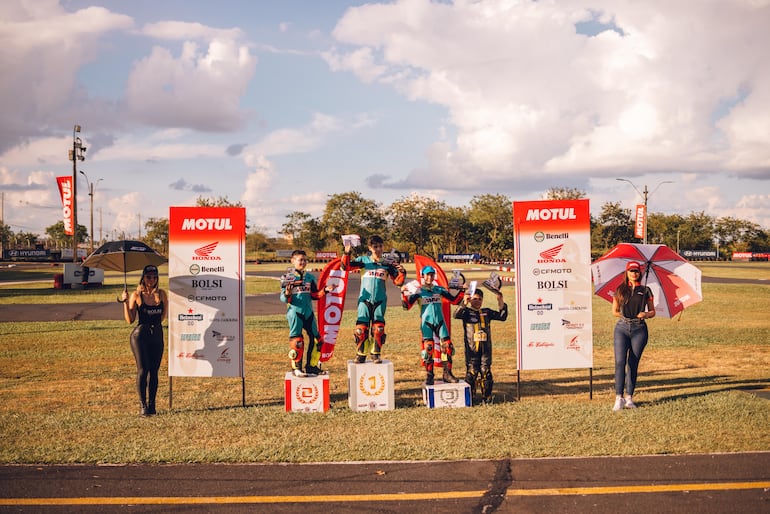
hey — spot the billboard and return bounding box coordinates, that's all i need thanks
[167,207,246,377]
[513,199,593,370]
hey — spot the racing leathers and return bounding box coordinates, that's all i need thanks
[280,270,327,375]
[402,284,464,384]
[454,300,508,403]
[342,254,405,362]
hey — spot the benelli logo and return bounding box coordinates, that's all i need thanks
[538,244,566,263]
[181,218,234,231]
[193,242,221,261]
[525,207,576,221]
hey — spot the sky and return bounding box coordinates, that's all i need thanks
[1,0,769,244]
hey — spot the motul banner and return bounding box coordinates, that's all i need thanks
[56,176,74,236]
[167,207,246,377]
[513,199,593,370]
[318,257,349,362]
[634,204,646,239]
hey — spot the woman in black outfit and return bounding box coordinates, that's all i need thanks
[120,265,167,416]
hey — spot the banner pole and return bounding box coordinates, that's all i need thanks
[169,376,173,410]
[242,376,246,407]
[589,368,593,399]
[517,370,521,401]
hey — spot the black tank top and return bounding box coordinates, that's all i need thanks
[137,299,164,326]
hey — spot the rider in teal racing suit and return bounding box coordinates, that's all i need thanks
[402,266,464,385]
[342,235,406,363]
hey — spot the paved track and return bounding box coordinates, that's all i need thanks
[1,453,768,513]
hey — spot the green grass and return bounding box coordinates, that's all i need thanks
[0,262,769,463]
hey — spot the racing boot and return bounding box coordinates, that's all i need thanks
[442,363,459,383]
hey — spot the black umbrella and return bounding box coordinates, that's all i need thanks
[82,240,167,294]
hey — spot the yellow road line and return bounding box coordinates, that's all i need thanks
[507,481,770,496]
[1,482,768,506]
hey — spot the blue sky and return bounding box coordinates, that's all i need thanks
[1,0,769,243]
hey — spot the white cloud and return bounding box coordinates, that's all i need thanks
[328,0,770,185]
[125,35,257,131]
[0,1,134,152]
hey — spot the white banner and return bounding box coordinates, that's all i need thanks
[167,207,246,377]
[513,199,593,370]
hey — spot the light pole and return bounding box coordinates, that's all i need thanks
[69,125,86,262]
[79,170,102,254]
[616,178,673,244]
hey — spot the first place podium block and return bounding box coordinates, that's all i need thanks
[285,372,330,412]
[348,360,395,412]
[423,380,471,408]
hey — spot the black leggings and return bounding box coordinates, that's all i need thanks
[130,324,164,406]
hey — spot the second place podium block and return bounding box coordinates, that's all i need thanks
[284,372,330,413]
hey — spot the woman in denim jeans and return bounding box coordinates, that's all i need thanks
[612,261,655,411]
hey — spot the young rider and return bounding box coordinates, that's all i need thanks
[402,266,464,385]
[454,288,508,404]
[281,250,333,376]
[342,235,406,363]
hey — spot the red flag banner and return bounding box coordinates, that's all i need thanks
[634,204,646,240]
[56,176,74,236]
[318,257,349,362]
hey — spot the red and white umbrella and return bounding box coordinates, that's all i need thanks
[591,243,702,318]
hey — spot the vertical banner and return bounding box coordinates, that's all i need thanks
[168,207,246,377]
[318,257,349,362]
[634,204,646,240]
[56,176,74,236]
[513,199,593,370]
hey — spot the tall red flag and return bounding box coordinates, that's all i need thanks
[634,204,646,240]
[318,257,349,362]
[56,176,74,236]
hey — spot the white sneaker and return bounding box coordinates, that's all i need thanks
[624,397,637,409]
[612,396,625,411]
[292,368,307,377]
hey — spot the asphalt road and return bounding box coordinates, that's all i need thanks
[1,453,768,513]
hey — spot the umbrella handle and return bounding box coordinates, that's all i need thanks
[117,285,128,304]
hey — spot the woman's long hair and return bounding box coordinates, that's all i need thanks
[615,279,632,306]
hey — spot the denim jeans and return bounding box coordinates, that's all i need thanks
[613,320,648,396]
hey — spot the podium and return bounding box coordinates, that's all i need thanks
[347,360,395,412]
[284,372,330,412]
[422,380,472,408]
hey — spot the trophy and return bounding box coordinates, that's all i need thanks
[342,234,361,247]
[482,271,503,294]
[280,267,303,288]
[448,270,466,290]
[381,249,401,267]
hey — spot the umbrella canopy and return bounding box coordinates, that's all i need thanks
[82,240,167,291]
[591,243,702,318]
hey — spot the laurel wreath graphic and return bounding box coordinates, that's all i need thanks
[359,373,386,397]
[295,384,319,404]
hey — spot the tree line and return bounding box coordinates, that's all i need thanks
[3,188,768,260]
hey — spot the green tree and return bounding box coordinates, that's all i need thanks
[543,187,587,200]
[281,211,311,246]
[592,202,633,254]
[467,194,513,261]
[195,195,243,207]
[680,212,715,250]
[45,221,87,247]
[143,217,169,254]
[322,192,385,248]
[389,194,447,257]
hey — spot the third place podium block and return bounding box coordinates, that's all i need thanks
[422,380,471,408]
[347,360,395,412]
